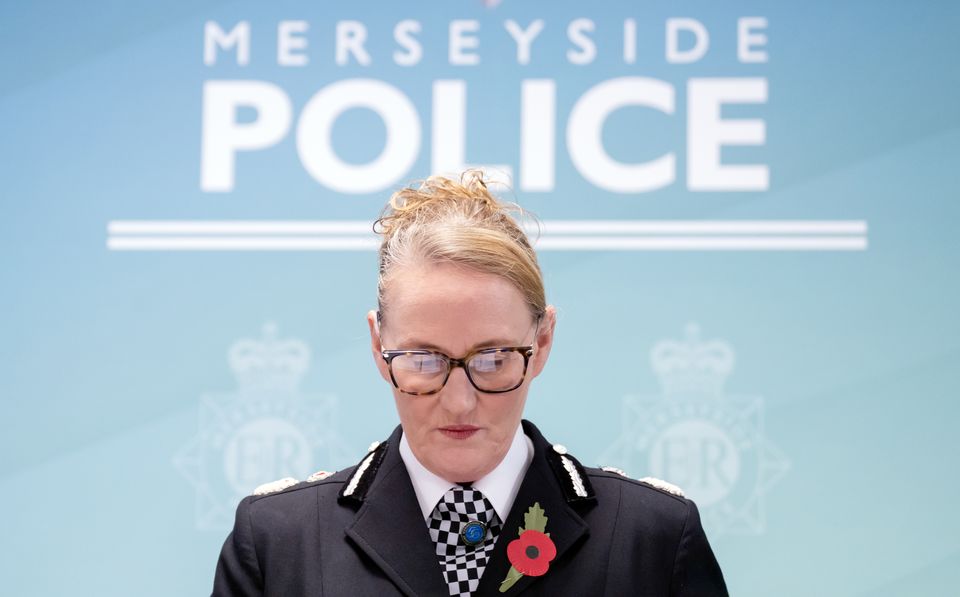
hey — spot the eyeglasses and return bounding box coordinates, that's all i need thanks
[380,345,535,395]
[377,312,542,395]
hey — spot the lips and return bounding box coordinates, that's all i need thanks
[439,425,480,440]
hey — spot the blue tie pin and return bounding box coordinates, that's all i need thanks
[460,520,487,546]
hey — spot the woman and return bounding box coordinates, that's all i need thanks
[213,172,728,596]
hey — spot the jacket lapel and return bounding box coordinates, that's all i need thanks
[344,427,449,597]
[476,421,591,596]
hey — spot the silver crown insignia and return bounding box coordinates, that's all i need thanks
[228,322,311,393]
[650,323,735,397]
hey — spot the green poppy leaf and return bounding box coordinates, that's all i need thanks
[499,566,524,593]
[524,502,548,533]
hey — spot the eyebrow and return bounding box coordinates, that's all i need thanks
[390,338,524,353]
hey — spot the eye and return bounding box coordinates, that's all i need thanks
[396,353,447,374]
[471,352,510,373]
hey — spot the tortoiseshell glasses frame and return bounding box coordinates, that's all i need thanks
[380,345,535,395]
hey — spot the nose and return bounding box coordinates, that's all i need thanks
[438,366,478,415]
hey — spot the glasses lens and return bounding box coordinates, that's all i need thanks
[468,350,526,392]
[391,353,448,394]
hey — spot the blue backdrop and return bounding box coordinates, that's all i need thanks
[2,1,959,595]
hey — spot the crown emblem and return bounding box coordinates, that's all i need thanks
[228,322,311,393]
[650,323,734,396]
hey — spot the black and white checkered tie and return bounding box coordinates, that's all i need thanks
[428,486,502,597]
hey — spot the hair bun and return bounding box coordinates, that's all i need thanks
[375,169,510,236]
[460,169,488,192]
[374,170,546,320]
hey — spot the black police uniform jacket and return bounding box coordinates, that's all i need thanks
[213,420,728,596]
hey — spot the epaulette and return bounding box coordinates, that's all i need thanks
[251,468,339,497]
[546,443,596,503]
[253,476,300,496]
[638,476,685,497]
[338,440,389,506]
[306,469,335,482]
[599,466,686,498]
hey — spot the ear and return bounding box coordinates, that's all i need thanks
[528,305,557,379]
[366,309,392,383]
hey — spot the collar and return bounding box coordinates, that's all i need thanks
[399,424,533,521]
[342,421,594,597]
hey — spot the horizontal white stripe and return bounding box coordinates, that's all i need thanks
[107,235,866,251]
[108,219,867,236]
[108,220,372,235]
[534,236,868,250]
[536,220,867,235]
[107,236,380,250]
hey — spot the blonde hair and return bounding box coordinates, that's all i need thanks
[374,170,545,321]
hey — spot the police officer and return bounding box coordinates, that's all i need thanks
[213,172,728,596]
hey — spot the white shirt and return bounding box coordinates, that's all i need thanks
[399,424,534,521]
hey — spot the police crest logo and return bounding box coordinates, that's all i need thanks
[602,323,790,535]
[174,322,352,529]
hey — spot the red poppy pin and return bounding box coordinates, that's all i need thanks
[499,502,557,593]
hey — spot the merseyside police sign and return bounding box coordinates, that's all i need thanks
[200,17,771,194]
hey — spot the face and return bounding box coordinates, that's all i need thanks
[367,262,556,483]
